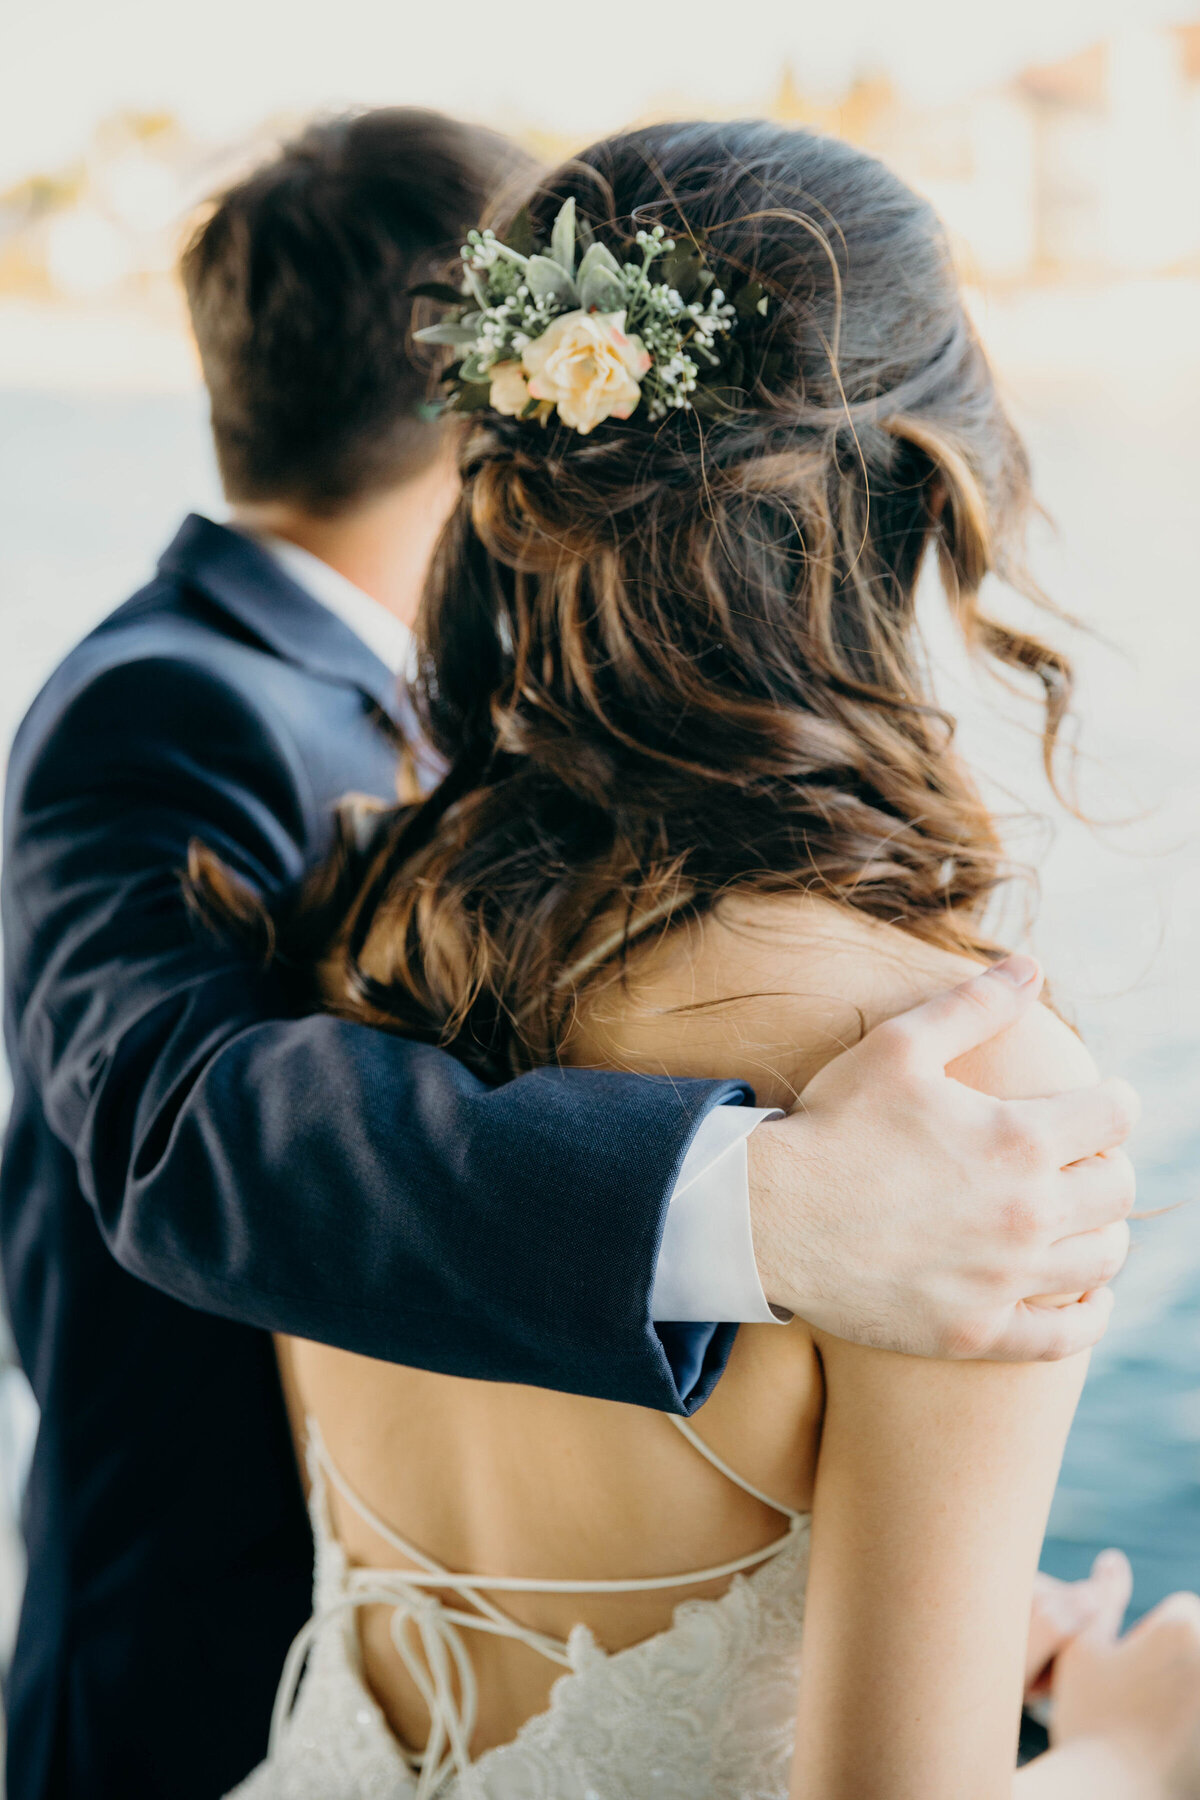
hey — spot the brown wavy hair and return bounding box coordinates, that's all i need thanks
[190,120,1072,1082]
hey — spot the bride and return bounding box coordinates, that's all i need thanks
[214,120,1200,1797]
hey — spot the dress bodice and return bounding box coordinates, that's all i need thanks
[229,1415,811,1800]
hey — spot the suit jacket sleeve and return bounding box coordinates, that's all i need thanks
[4,653,749,1412]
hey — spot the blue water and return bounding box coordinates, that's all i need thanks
[0,374,1197,1639]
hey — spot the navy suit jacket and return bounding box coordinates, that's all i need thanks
[0,516,747,1799]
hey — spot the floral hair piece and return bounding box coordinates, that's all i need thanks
[413,198,771,436]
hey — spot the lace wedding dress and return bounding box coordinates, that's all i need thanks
[229,1413,811,1799]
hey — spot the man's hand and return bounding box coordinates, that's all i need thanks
[747,955,1138,1361]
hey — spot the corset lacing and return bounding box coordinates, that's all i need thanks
[271,1413,807,1800]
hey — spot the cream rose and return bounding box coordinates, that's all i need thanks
[521,310,652,435]
[487,360,533,417]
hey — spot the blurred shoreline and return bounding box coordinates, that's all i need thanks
[5,273,1200,397]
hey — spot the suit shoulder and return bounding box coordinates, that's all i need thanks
[5,593,314,840]
[24,576,249,713]
[12,578,282,767]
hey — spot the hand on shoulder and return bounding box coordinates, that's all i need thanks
[696,895,1137,1363]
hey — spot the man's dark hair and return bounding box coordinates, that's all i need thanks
[181,108,527,513]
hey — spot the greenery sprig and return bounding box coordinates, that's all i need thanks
[413,198,771,434]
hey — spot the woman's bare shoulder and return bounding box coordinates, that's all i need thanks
[565,891,1095,1108]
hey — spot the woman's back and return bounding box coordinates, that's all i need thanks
[272,897,1049,1766]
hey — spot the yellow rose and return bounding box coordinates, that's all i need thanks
[522,310,652,435]
[488,360,533,417]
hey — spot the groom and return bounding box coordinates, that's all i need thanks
[1,109,1137,1799]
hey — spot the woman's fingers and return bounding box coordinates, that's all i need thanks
[1081,1549,1134,1642]
[1027,1572,1097,1687]
[1035,1221,1131,1297]
[1025,1554,1132,1692]
[1029,1077,1141,1168]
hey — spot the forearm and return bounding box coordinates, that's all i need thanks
[17,853,745,1405]
[107,1002,740,1397]
[793,1329,1087,1799]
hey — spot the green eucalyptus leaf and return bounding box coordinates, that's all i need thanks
[579,267,626,314]
[525,255,576,306]
[576,242,622,281]
[576,242,625,312]
[689,385,736,417]
[656,241,703,302]
[550,197,577,277]
[464,264,490,310]
[413,322,481,347]
[450,381,495,413]
[690,383,743,417]
[458,351,492,384]
[733,280,766,324]
[504,206,536,259]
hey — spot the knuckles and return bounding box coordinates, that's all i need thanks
[938,1312,998,1361]
[997,1191,1049,1247]
[1106,1149,1137,1214]
[865,1016,923,1079]
[993,1108,1053,1178]
[978,1261,1018,1299]
[1105,1078,1142,1142]
[1096,1223,1132,1284]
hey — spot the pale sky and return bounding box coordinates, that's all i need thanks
[2,0,1198,189]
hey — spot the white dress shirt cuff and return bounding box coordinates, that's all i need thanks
[650,1104,784,1323]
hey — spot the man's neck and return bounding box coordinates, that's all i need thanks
[232,452,460,628]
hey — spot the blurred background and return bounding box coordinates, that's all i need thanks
[2,0,1200,1776]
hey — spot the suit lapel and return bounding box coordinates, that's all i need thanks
[157,513,405,725]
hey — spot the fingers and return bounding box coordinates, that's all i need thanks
[1081,1549,1134,1643]
[1030,1077,1142,1167]
[1027,1571,1104,1685]
[1128,1590,1200,1642]
[983,1285,1115,1362]
[1051,1149,1137,1236]
[870,954,1044,1067]
[1034,1221,1131,1296]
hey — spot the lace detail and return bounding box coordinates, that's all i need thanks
[228,1420,811,1800]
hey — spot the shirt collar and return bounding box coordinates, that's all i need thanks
[249,531,417,681]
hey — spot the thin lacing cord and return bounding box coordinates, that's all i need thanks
[313,1422,801,1593]
[270,1415,807,1796]
[667,1413,806,1522]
